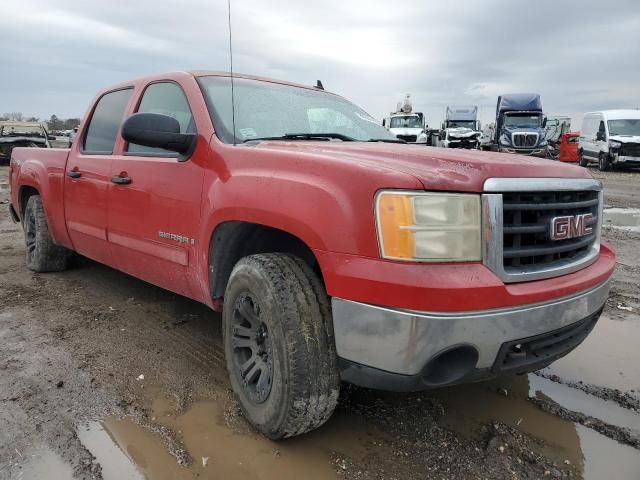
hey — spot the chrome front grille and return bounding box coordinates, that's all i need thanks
[512,132,538,148]
[483,178,603,283]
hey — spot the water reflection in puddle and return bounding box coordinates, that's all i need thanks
[19,447,74,480]
[604,207,640,232]
[542,313,640,392]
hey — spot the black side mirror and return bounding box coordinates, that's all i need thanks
[596,131,605,141]
[542,117,547,128]
[122,113,196,159]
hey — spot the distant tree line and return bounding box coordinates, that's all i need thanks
[0,112,81,131]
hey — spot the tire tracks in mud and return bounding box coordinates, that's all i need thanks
[530,372,640,451]
[534,371,640,412]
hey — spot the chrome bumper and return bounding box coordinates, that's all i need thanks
[332,281,609,376]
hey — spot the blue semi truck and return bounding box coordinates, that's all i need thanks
[483,94,547,156]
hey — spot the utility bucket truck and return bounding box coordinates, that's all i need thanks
[383,94,427,144]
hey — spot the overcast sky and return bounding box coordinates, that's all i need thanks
[2,0,639,128]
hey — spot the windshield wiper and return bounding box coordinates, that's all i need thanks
[367,138,407,144]
[243,133,355,143]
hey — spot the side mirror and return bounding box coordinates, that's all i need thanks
[121,113,196,159]
[596,131,605,141]
[542,116,547,128]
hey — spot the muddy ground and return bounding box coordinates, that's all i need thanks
[1,165,639,480]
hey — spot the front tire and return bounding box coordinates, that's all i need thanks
[578,150,589,167]
[23,195,69,272]
[598,152,610,172]
[223,253,340,439]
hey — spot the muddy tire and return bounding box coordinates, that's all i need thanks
[222,253,340,439]
[578,150,589,167]
[598,152,610,172]
[23,195,69,272]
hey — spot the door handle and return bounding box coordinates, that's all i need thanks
[111,175,132,185]
[67,170,81,178]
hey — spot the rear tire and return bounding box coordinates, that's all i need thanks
[23,195,69,272]
[598,152,610,172]
[223,253,340,439]
[578,150,589,167]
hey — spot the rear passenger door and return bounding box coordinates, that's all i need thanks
[108,81,205,299]
[64,88,133,265]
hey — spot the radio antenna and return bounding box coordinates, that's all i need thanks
[227,0,237,145]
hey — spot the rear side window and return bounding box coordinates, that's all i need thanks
[83,88,133,154]
[127,82,194,155]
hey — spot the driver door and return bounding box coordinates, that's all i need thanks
[107,81,205,299]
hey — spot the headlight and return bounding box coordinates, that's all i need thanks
[539,140,547,147]
[499,134,511,145]
[375,191,481,262]
[609,140,622,149]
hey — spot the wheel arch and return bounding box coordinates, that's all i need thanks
[18,185,40,219]
[207,220,324,302]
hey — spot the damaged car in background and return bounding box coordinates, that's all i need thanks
[0,122,53,165]
[437,105,482,149]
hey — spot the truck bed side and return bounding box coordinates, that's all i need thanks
[10,147,73,249]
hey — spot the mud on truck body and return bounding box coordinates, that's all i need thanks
[8,71,614,439]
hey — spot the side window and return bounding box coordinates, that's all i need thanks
[83,88,133,153]
[127,82,194,155]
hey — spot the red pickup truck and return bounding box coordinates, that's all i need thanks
[8,71,615,439]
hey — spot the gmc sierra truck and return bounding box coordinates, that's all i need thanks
[8,71,615,439]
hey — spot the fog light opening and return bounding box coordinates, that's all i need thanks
[422,345,479,387]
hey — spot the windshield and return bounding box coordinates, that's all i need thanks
[447,120,476,129]
[389,116,422,129]
[198,76,396,143]
[607,119,640,136]
[0,125,45,137]
[503,113,542,129]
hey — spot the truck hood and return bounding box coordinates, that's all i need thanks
[445,127,481,138]
[610,135,640,144]
[251,141,591,192]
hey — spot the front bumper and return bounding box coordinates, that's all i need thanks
[499,146,545,156]
[333,280,609,391]
[612,154,640,165]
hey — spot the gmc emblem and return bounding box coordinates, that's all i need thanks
[550,214,593,241]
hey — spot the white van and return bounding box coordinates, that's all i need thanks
[579,110,640,170]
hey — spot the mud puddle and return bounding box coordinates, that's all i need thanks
[429,374,640,479]
[604,207,640,233]
[76,396,382,480]
[541,313,640,393]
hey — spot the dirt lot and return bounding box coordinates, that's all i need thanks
[1,165,639,480]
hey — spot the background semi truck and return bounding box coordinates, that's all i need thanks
[437,105,482,149]
[382,94,427,143]
[486,94,548,155]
